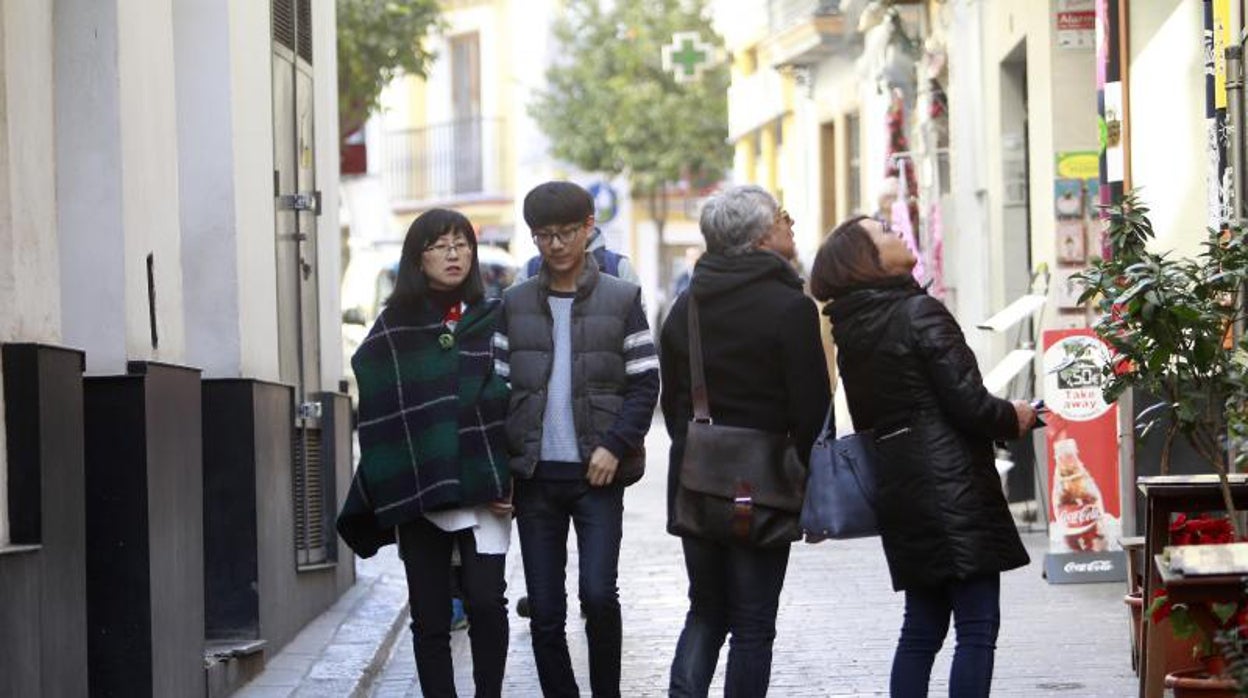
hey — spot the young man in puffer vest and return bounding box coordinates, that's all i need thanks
[493,181,659,698]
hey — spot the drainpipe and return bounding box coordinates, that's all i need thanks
[1227,1,1246,473]
[1227,45,1244,228]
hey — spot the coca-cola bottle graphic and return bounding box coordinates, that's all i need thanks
[1051,438,1108,552]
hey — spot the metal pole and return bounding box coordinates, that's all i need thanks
[1227,46,1245,227]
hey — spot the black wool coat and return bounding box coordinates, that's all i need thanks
[660,251,831,532]
[828,280,1030,591]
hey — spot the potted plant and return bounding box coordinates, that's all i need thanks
[1077,191,1247,534]
[1077,192,1248,692]
[1146,515,1245,695]
[1214,581,1248,694]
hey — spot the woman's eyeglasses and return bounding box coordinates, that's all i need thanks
[424,241,472,258]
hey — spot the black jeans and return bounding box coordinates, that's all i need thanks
[889,573,1001,698]
[397,517,508,698]
[515,478,624,698]
[669,537,791,698]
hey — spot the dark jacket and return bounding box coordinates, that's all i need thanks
[660,251,831,528]
[495,253,659,484]
[828,279,1029,590]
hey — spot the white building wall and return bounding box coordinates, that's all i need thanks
[1129,0,1206,258]
[56,0,128,374]
[0,0,59,546]
[117,0,186,365]
[230,0,282,382]
[313,0,343,391]
[944,0,991,353]
[174,0,242,378]
[976,0,1061,368]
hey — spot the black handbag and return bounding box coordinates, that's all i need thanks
[669,295,806,548]
[799,405,881,541]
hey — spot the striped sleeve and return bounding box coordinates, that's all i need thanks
[623,303,659,376]
[599,293,660,459]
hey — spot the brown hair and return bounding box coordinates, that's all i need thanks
[809,215,887,302]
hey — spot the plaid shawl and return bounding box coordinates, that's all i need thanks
[337,297,510,558]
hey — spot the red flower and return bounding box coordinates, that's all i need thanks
[1150,589,1173,624]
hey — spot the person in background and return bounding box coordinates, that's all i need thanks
[809,215,1037,698]
[495,181,659,698]
[337,208,513,698]
[660,185,830,697]
[670,246,703,299]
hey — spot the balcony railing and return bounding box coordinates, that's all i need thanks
[767,0,841,34]
[379,117,506,204]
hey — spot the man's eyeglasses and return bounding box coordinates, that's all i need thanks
[424,240,472,258]
[532,222,584,247]
[777,209,794,227]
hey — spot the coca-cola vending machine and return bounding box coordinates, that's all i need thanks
[1040,329,1127,583]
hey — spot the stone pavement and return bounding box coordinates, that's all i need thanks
[240,419,1140,696]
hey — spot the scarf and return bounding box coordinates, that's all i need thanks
[337,296,510,558]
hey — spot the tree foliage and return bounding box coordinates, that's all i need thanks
[337,0,442,145]
[529,0,732,195]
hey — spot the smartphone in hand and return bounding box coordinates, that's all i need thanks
[1031,399,1047,428]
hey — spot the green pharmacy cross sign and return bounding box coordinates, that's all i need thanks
[662,31,714,84]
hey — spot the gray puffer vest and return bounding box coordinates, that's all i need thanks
[502,255,645,483]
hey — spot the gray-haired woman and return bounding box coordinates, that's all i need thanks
[660,185,831,697]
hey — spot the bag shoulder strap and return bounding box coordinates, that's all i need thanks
[816,403,834,445]
[686,294,712,423]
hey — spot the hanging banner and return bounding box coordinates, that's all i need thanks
[1206,0,1233,229]
[1095,0,1127,258]
[1041,329,1126,583]
[1057,0,1096,49]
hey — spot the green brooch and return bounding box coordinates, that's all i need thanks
[438,333,455,350]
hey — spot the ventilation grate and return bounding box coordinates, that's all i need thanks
[296,0,313,63]
[272,0,295,51]
[293,426,327,565]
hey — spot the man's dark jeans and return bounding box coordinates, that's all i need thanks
[515,478,624,698]
[889,573,1001,697]
[669,537,791,698]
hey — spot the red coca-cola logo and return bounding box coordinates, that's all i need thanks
[1057,503,1102,532]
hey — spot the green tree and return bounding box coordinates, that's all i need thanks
[530,0,732,236]
[336,0,442,147]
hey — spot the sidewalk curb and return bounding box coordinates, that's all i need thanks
[349,597,410,698]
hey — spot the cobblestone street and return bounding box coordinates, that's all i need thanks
[367,421,1138,697]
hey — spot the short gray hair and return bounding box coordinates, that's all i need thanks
[699,185,778,256]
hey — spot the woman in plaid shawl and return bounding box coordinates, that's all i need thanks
[338,208,512,697]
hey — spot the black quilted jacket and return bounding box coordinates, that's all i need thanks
[828,279,1030,590]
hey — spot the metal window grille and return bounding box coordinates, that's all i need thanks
[293,426,328,566]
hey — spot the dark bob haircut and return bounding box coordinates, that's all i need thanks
[522,181,594,230]
[387,208,485,308]
[809,215,888,302]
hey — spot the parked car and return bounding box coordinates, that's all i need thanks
[340,241,519,422]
